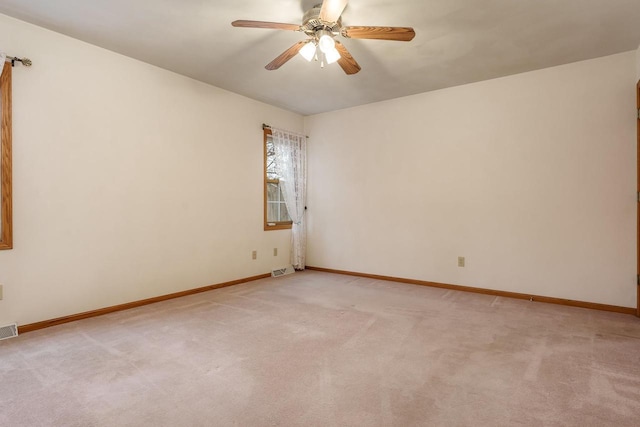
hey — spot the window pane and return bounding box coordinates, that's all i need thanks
[267,180,291,223]
[279,203,291,222]
[267,201,291,223]
[267,202,280,222]
[267,182,278,201]
[266,137,278,180]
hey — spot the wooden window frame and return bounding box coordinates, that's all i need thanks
[264,128,292,231]
[0,61,12,250]
[636,79,639,317]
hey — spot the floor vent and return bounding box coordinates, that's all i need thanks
[272,266,295,277]
[0,323,18,341]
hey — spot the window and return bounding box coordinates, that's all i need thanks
[0,61,12,250]
[264,129,292,230]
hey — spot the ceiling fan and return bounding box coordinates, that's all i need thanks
[231,0,415,75]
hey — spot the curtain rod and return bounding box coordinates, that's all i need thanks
[4,55,32,67]
[262,123,308,139]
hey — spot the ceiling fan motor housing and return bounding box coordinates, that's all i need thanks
[302,4,342,36]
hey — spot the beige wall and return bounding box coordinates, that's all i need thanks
[0,14,303,326]
[637,44,640,81]
[305,51,637,308]
[0,13,636,327]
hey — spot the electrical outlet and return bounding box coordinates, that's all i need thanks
[252,250,257,260]
[273,248,278,256]
[458,257,465,267]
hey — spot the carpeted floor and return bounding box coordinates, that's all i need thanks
[1,270,640,426]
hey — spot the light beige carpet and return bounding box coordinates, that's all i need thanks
[1,270,640,426]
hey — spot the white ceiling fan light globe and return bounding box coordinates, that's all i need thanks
[299,41,317,62]
[325,47,341,64]
[318,33,336,53]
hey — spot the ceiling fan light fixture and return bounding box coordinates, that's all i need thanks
[318,31,336,54]
[325,47,341,64]
[299,41,317,62]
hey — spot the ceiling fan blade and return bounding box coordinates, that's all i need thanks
[342,26,416,41]
[232,20,301,31]
[335,41,361,75]
[265,41,307,70]
[319,0,349,23]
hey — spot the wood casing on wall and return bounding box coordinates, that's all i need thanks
[0,61,12,250]
[306,266,637,316]
[637,79,639,317]
[18,273,271,334]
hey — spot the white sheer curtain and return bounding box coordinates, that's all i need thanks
[272,128,307,270]
[0,53,5,77]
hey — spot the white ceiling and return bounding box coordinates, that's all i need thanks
[1,0,640,115]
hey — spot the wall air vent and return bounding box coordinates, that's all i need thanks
[272,265,295,277]
[0,323,18,341]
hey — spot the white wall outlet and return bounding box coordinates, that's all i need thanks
[458,257,465,267]
[273,248,278,256]
[252,250,257,260]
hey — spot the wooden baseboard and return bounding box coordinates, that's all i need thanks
[18,273,271,334]
[306,266,637,316]
[18,267,636,334]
